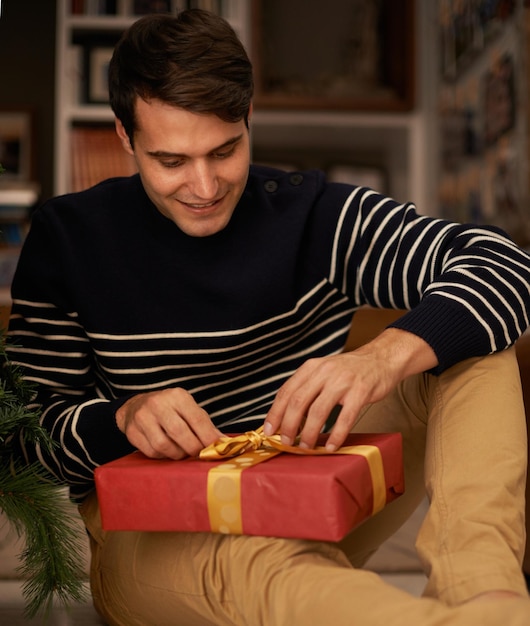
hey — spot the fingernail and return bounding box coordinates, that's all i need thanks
[281,435,293,446]
[325,442,337,453]
[299,441,310,450]
[263,422,274,436]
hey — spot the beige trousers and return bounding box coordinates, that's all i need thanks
[80,348,530,626]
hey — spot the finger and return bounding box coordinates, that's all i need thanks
[269,382,319,446]
[123,417,188,460]
[323,407,362,452]
[295,359,369,449]
[163,389,223,453]
[279,358,348,447]
[140,431,188,460]
[323,387,369,451]
[141,414,212,460]
[160,416,208,457]
[264,360,320,441]
[298,393,343,450]
[297,375,362,450]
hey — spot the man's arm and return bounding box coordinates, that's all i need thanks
[322,186,530,372]
[265,184,530,451]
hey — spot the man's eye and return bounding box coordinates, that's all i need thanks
[212,146,236,160]
[160,160,183,168]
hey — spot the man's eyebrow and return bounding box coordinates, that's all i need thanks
[146,134,244,158]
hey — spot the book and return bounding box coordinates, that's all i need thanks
[70,125,137,192]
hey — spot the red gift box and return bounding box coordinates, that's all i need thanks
[95,432,404,542]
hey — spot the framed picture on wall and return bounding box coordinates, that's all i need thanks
[0,110,33,183]
[84,46,114,104]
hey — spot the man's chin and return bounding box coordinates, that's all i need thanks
[176,215,232,238]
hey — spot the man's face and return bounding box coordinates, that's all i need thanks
[116,98,251,237]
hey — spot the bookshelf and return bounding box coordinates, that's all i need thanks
[55,1,437,214]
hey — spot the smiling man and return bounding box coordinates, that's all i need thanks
[6,9,530,626]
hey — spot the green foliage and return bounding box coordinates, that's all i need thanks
[0,358,48,451]
[0,464,88,617]
[0,336,88,617]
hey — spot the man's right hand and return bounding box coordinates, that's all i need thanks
[115,388,223,460]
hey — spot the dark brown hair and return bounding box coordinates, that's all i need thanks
[108,9,253,143]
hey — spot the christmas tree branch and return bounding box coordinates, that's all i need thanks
[0,463,88,617]
[1,333,88,617]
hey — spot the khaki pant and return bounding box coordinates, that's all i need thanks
[80,349,530,625]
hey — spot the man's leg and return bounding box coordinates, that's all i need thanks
[418,347,528,603]
[80,490,530,626]
[342,347,528,604]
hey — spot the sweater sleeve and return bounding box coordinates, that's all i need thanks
[326,186,530,373]
[6,207,134,500]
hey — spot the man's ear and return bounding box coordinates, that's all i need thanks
[115,118,134,156]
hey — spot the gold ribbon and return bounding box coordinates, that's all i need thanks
[201,427,387,535]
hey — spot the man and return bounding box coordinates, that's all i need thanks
[7,9,530,625]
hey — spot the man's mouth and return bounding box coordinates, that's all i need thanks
[179,195,226,213]
[184,200,218,209]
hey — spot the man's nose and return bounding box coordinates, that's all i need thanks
[188,161,219,200]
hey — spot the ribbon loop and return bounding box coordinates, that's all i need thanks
[200,426,280,460]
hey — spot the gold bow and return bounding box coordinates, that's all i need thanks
[200,425,332,460]
[200,426,388,536]
[199,425,281,460]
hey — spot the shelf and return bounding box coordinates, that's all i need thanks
[252,110,416,131]
[251,0,415,112]
[65,15,135,30]
[251,111,414,168]
[65,105,114,123]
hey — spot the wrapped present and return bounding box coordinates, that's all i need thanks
[95,430,404,542]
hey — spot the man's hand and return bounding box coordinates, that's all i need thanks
[115,387,223,460]
[264,328,438,452]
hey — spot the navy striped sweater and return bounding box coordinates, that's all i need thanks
[7,165,530,499]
